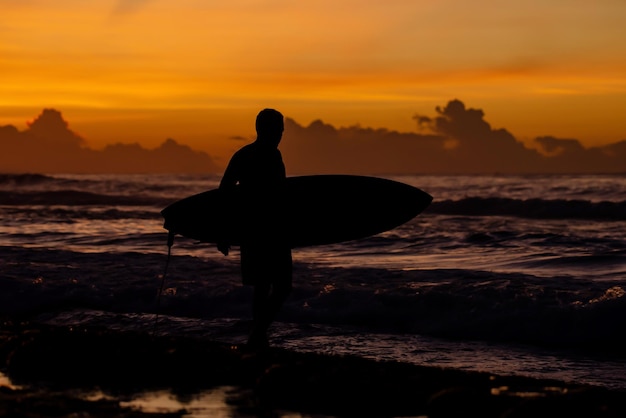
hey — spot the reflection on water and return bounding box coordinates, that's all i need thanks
[0,371,20,390]
[0,373,314,418]
[119,386,311,418]
[120,387,236,417]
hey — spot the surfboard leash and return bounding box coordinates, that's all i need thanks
[153,231,175,336]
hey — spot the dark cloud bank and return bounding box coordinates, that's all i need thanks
[1,100,624,174]
[281,99,626,175]
[0,109,217,174]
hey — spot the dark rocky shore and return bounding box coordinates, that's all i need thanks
[1,319,625,418]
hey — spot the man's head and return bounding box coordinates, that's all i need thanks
[255,108,284,147]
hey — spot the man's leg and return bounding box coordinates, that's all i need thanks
[265,281,292,328]
[248,283,271,347]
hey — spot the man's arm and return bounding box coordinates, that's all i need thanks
[219,153,240,190]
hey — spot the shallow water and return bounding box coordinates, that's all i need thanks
[1,173,625,390]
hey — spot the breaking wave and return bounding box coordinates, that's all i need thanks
[428,197,626,220]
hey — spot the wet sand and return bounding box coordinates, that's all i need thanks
[1,319,625,417]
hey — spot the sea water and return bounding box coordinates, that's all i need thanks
[1,173,625,390]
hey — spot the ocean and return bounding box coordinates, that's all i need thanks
[1,172,625,394]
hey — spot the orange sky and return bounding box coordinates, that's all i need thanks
[1,0,625,161]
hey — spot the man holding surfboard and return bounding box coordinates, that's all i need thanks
[217,108,292,349]
[161,110,433,348]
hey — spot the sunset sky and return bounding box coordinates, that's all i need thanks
[1,0,625,163]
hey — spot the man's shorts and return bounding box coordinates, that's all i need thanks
[240,244,292,287]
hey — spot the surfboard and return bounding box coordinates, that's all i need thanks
[161,175,432,248]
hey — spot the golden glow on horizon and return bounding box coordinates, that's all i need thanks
[1,0,625,154]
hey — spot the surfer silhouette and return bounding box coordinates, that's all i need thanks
[218,108,292,349]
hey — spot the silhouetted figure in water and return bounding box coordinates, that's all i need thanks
[218,108,292,349]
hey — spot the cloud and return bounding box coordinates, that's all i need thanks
[601,140,626,158]
[26,109,85,149]
[228,135,250,141]
[533,136,626,173]
[0,109,218,174]
[414,99,543,173]
[280,118,445,174]
[1,101,624,174]
[111,0,154,16]
[281,99,626,174]
[535,136,586,157]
